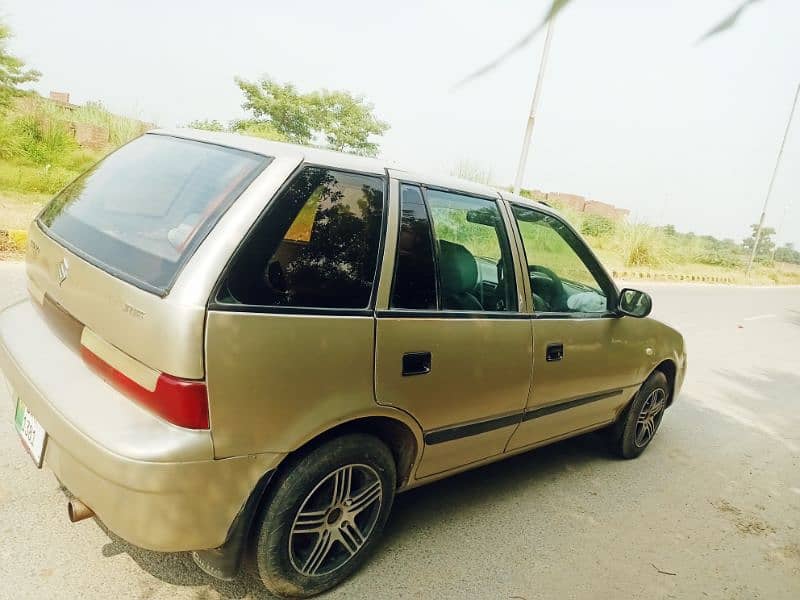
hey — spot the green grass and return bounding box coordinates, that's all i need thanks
[0,96,123,198]
[0,94,152,240]
[0,160,80,194]
[36,98,147,146]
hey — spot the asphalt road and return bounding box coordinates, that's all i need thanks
[0,261,798,600]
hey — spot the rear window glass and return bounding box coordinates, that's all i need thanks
[39,134,271,294]
[219,166,385,310]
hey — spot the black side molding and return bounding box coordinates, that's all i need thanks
[425,413,522,445]
[423,387,628,445]
[522,389,623,421]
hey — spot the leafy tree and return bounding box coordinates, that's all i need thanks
[186,119,226,132]
[235,76,388,156]
[660,224,677,237]
[236,77,316,144]
[231,120,287,142]
[0,23,41,110]
[310,89,388,156]
[742,223,776,262]
[185,118,288,142]
[775,243,800,265]
[694,235,744,268]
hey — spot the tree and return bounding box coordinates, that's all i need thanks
[0,23,41,110]
[235,76,388,156]
[231,120,287,142]
[311,90,389,156]
[775,243,800,265]
[185,119,226,132]
[742,223,776,262]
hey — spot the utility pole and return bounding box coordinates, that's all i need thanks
[512,12,557,196]
[746,82,800,275]
[770,200,792,262]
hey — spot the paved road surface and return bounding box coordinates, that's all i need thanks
[0,261,798,599]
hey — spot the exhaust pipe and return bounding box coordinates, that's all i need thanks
[67,499,94,523]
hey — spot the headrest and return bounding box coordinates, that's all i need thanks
[439,240,478,295]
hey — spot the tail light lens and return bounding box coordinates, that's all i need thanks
[81,346,210,429]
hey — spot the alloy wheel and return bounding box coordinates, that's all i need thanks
[288,464,383,577]
[634,387,666,448]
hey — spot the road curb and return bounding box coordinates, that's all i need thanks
[612,270,736,284]
[0,228,28,252]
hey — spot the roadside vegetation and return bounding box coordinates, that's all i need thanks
[188,76,389,157]
[524,194,800,285]
[0,18,795,285]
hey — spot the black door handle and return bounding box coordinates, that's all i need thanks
[402,352,431,376]
[546,343,564,362]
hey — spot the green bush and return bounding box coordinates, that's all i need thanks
[620,224,668,268]
[580,214,616,238]
[233,120,288,141]
[186,119,226,132]
[10,114,77,166]
[70,101,146,146]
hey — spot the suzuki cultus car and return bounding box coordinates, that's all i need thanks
[0,130,685,597]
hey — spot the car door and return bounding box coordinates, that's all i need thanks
[205,165,387,458]
[504,203,647,452]
[374,182,532,479]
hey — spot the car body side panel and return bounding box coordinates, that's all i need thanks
[531,317,648,407]
[375,318,532,429]
[506,314,681,452]
[375,317,532,478]
[207,312,400,458]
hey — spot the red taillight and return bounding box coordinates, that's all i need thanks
[81,346,210,429]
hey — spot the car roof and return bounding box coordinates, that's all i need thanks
[152,128,558,215]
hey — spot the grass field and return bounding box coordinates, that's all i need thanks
[0,93,148,253]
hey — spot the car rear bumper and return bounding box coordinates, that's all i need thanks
[0,298,283,552]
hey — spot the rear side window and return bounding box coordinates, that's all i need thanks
[391,185,437,309]
[219,166,385,309]
[39,134,270,294]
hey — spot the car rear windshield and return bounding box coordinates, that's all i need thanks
[38,134,271,294]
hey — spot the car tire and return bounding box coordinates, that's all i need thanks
[252,433,396,598]
[611,371,669,459]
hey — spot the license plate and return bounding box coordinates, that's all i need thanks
[14,398,47,468]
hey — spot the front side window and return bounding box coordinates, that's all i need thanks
[220,166,384,309]
[511,206,612,314]
[426,189,517,312]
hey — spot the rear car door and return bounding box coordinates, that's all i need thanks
[375,182,532,479]
[505,204,646,452]
[205,166,387,458]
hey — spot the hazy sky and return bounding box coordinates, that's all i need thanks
[4,0,799,246]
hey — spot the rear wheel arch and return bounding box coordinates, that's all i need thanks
[264,415,422,498]
[193,415,420,581]
[278,416,420,490]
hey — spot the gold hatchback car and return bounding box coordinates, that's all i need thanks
[0,131,685,597]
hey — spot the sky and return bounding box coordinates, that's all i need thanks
[3,0,799,246]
